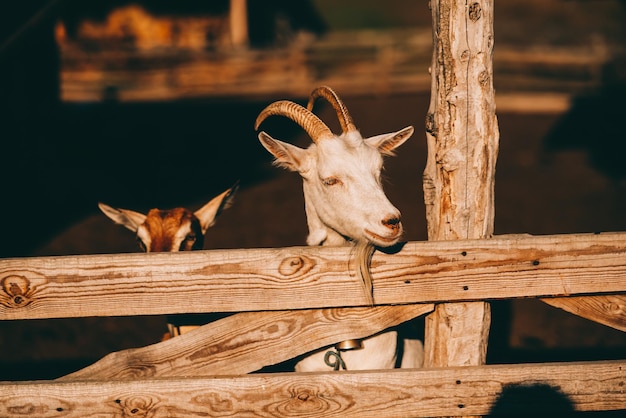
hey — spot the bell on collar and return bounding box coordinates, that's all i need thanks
[335,339,363,351]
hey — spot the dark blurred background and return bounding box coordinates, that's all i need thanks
[1,0,625,384]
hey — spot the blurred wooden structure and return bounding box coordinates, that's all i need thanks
[54,1,611,107]
[1,1,625,416]
[58,28,610,106]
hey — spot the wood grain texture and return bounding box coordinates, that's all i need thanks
[1,232,625,320]
[3,360,625,417]
[421,7,498,416]
[423,1,498,241]
[542,294,626,332]
[59,304,433,381]
[424,302,491,367]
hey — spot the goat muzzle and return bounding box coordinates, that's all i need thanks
[382,216,401,233]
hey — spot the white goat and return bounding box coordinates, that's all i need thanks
[98,182,238,337]
[255,86,415,371]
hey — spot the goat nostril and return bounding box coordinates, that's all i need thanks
[383,217,401,231]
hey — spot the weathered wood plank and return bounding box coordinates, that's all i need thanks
[59,304,433,381]
[542,294,626,332]
[1,233,625,320]
[2,360,625,417]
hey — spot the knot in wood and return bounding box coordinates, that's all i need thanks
[284,387,332,414]
[1,275,32,307]
[283,386,345,415]
[425,113,436,136]
[117,364,158,379]
[437,149,464,171]
[468,2,482,21]
[478,70,490,86]
[278,256,314,277]
[118,395,157,416]
[608,301,625,315]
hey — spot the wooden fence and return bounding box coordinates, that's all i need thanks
[1,1,625,417]
[0,233,625,416]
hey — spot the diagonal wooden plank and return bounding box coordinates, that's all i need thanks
[541,295,626,332]
[59,303,433,381]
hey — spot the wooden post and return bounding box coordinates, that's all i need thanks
[423,1,498,416]
[229,0,249,48]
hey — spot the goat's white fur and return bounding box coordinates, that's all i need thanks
[257,128,412,248]
[256,86,417,371]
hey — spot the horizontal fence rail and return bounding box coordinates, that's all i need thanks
[1,232,626,320]
[1,232,624,417]
[2,360,625,417]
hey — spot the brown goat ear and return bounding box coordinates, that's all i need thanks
[366,126,414,156]
[258,131,308,172]
[98,202,146,232]
[194,181,239,234]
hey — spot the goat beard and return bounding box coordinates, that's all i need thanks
[353,241,376,306]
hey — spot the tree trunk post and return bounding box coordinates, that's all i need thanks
[423,1,499,416]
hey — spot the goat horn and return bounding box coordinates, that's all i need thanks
[307,86,357,134]
[255,100,334,143]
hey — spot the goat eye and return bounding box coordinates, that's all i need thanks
[179,234,197,251]
[136,237,147,252]
[322,177,343,186]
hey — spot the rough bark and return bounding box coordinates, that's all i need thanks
[422,3,499,417]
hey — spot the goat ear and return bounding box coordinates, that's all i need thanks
[98,202,146,232]
[258,131,307,172]
[194,181,240,233]
[366,126,414,156]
